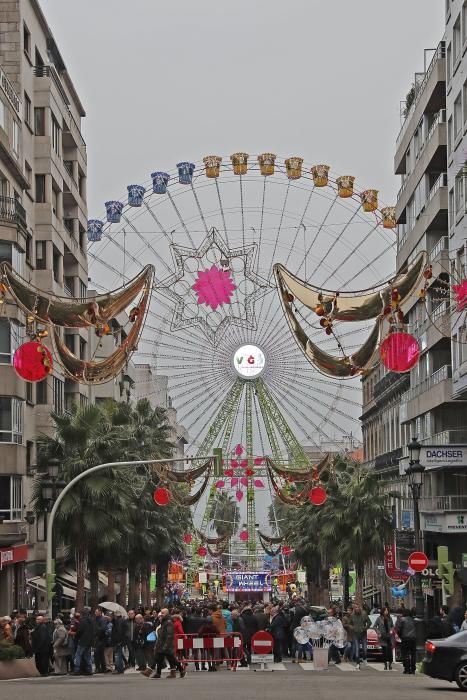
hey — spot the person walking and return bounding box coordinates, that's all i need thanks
[14,615,32,657]
[31,615,52,676]
[374,606,394,670]
[133,614,154,671]
[269,606,286,663]
[94,608,107,673]
[231,609,248,668]
[350,603,370,666]
[149,608,186,679]
[240,605,259,665]
[73,607,95,676]
[111,611,127,674]
[124,609,136,668]
[102,615,114,672]
[395,609,416,675]
[342,607,355,662]
[52,618,69,675]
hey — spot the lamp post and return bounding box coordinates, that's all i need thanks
[41,458,66,617]
[405,436,426,658]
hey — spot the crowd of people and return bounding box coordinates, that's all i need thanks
[0,598,466,678]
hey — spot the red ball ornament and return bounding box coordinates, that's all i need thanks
[379,332,420,373]
[183,533,193,545]
[282,545,292,556]
[13,341,53,382]
[239,530,249,541]
[309,486,327,506]
[153,487,170,506]
[198,546,207,557]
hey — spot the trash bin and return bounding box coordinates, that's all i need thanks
[313,647,329,671]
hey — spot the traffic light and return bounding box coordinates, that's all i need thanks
[439,561,454,596]
[46,572,56,601]
[213,448,223,477]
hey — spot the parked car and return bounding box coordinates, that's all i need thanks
[366,614,401,661]
[423,631,467,691]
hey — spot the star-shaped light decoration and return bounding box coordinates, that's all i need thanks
[192,265,236,310]
[453,280,467,311]
[155,228,272,345]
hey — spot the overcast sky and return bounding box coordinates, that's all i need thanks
[40,0,445,218]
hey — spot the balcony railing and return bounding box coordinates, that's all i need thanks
[0,196,27,229]
[397,109,446,201]
[420,496,467,512]
[421,429,467,445]
[374,371,410,400]
[34,65,86,150]
[400,364,452,404]
[427,172,447,206]
[396,41,446,150]
[429,235,449,261]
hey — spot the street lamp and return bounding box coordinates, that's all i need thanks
[405,436,426,658]
[40,459,66,511]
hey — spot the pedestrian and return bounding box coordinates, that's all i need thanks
[198,614,219,672]
[374,606,394,670]
[269,605,286,663]
[111,611,127,674]
[231,609,248,668]
[124,609,136,668]
[253,605,268,631]
[73,606,95,676]
[31,615,52,677]
[240,605,259,665]
[52,617,69,675]
[395,609,416,675]
[149,608,186,679]
[15,615,33,657]
[211,604,226,634]
[103,615,114,672]
[133,614,153,671]
[350,603,370,666]
[342,606,354,662]
[0,616,13,642]
[94,607,107,673]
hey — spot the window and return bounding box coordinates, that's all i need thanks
[51,115,60,156]
[53,376,64,415]
[34,107,45,136]
[79,279,87,301]
[449,188,455,228]
[0,241,24,274]
[447,43,452,83]
[454,92,462,137]
[64,276,74,296]
[26,440,34,472]
[36,379,47,405]
[463,2,467,44]
[448,116,453,153]
[0,475,22,521]
[25,161,32,187]
[79,337,87,360]
[456,176,464,216]
[52,246,61,283]
[24,91,31,127]
[35,240,46,270]
[35,174,46,203]
[0,99,5,132]
[0,397,23,443]
[26,381,33,404]
[12,120,19,157]
[454,15,461,62]
[23,22,30,56]
[35,48,44,67]
[0,318,22,363]
[25,234,32,265]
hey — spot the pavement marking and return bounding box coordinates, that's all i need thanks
[336,663,358,672]
[368,664,400,672]
[298,663,316,671]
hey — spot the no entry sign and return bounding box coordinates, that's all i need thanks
[251,631,274,668]
[408,551,428,572]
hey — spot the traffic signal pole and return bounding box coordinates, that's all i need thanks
[46,455,218,618]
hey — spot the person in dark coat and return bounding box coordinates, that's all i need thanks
[150,608,185,679]
[94,608,107,673]
[31,615,52,676]
[15,615,32,657]
[240,606,258,665]
[269,606,286,662]
[254,606,269,631]
[198,616,219,672]
[396,610,416,674]
[73,607,95,675]
[133,614,154,671]
[111,612,127,674]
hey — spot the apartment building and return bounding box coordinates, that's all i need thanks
[362,30,467,607]
[0,0,88,613]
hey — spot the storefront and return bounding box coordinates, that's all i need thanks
[0,544,28,614]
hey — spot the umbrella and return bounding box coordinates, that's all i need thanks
[99,602,128,618]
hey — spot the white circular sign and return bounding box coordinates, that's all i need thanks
[233,344,266,379]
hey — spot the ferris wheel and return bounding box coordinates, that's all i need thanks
[87,153,398,560]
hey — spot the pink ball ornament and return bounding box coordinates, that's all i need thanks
[198,546,207,557]
[239,530,249,541]
[13,341,53,382]
[379,332,420,373]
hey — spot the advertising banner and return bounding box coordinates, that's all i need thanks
[225,571,271,592]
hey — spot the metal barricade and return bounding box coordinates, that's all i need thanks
[175,633,243,671]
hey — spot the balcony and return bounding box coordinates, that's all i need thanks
[374,447,403,470]
[34,65,86,151]
[0,196,27,231]
[373,371,410,403]
[400,364,452,423]
[421,429,467,445]
[420,495,467,512]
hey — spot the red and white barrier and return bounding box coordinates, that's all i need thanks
[175,633,243,668]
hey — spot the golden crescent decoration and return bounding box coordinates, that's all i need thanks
[267,453,330,480]
[0,262,154,328]
[273,251,427,322]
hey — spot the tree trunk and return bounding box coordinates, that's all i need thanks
[141,564,150,608]
[354,562,364,606]
[75,545,87,612]
[343,562,350,609]
[127,561,139,609]
[89,557,99,610]
[155,556,169,608]
[119,569,127,607]
[107,570,116,602]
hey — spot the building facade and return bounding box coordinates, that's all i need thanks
[0,0,88,613]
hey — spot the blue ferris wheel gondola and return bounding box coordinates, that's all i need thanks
[87,219,103,242]
[105,200,124,223]
[127,184,146,207]
[177,162,195,185]
[151,171,170,194]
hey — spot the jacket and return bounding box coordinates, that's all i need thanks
[396,614,416,640]
[184,614,204,634]
[350,611,370,638]
[254,611,268,630]
[222,609,233,633]
[134,621,153,648]
[111,617,126,646]
[155,615,174,655]
[241,608,259,643]
[212,609,226,634]
[15,623,32,656]
[31,623,52,653]
[76,616,95,647]
[373,614,394,644]
[269,612,286,640]
[342,614,354,641]
[53,624,69,657]
[124,617,135,643]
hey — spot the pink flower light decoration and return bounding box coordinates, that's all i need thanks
[230,478,239,487]
[224,469,234,477]
[192,264,236,310]
[254,457,263,466]
[230,459,238,469]
[215,480,225,488]
[240,459,249,468]
[453,280,467,311]
[235,490,244,502]
[254,479,265,488]
[240,477,248,487]
[235,444,244,456]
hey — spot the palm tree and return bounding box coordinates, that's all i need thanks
[209,492,240,539]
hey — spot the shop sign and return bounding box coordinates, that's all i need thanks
[420,447,467,468]
[0,544,28,570]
